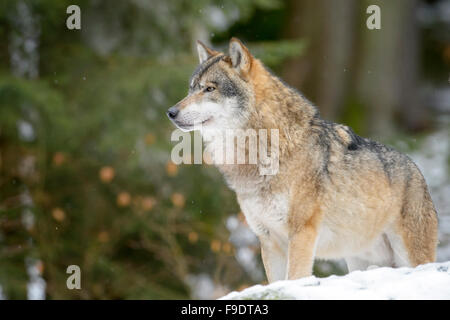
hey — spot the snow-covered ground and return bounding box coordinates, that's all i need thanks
[221,261,450,300]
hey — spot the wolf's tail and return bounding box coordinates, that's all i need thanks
[397,165,438,265]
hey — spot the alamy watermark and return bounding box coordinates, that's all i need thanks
[66,265,81,289]
[366,5,381,30]
[66,5,81,30]
[170,127,280,176]
[64,5,380,32]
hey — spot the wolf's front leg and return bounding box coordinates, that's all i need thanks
[286,223,318,280]
[259,237,287,283]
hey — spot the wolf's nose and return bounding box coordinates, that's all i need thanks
[167,107,179,119]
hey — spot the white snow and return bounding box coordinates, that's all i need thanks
[220,261,450,300]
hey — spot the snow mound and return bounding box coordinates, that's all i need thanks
[221,262,450,300]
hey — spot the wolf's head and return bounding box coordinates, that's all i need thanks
[167,38,256,132]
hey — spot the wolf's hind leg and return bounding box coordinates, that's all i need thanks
[385,231,413,267]
[345,234,394,272]
[387,173,438,267]
[386,217,436,268]
[345,257,372,272]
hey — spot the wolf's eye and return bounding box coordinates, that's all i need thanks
[205,86,215,92]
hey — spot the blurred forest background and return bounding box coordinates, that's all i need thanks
[0,0,449,299]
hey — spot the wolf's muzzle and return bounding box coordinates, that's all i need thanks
[166,107,179,119]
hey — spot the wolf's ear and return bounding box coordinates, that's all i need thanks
[229,38,252,74]
[196,40,219,64]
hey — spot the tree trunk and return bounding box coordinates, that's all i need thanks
[355,0,423,136]
[282,0,357,121]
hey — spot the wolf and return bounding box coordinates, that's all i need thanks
[166,38,438,282]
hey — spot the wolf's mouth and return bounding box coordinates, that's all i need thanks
[183,117,212,127]
[173,117,212,131]
[200,117,212,125]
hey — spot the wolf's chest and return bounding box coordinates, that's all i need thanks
[237,192,290,242]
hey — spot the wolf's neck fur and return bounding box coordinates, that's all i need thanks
[247,59,319,157]
[205,59,320,192]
